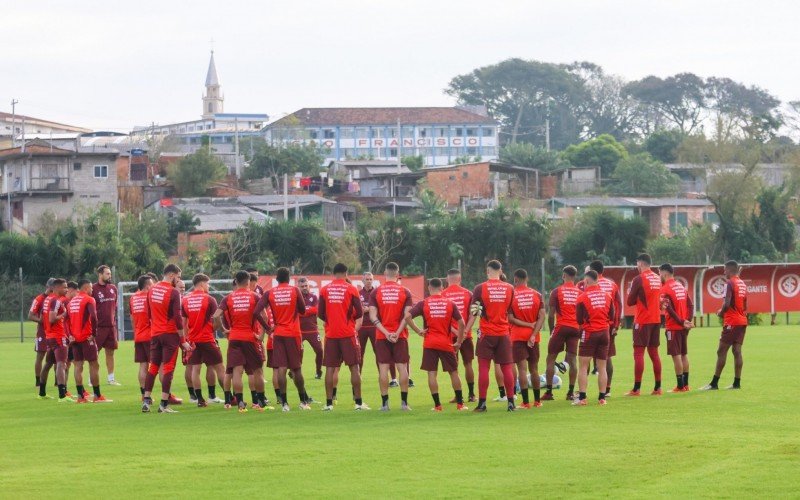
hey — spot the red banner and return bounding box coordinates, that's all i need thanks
[773,265,800,313]
[700,266,773,314]
[257,275,426,303]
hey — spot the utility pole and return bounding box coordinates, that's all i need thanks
[234,117,241,178]
[397,118,402,172]
[283,172,289,220]
[10,99,18,148]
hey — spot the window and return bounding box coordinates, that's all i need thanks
[309,130,318,139]
[355,128,369,139]
[94,165,108,179]
[438,128,447,137]
[467,147,478,155]
[703,211,720,224]
[462,171,469,179]
[483,127,494,137]
[454,128,464,137]
[323,129,335,139]
[669,211,688,232]
[389,148,398,157]
[466,128,477,137]
[73,162,82,171]
[208,103,213,113]
[419,128,427,138]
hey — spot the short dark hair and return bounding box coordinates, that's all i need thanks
[585,270,598,281]
[67,281,79,290]
[276,267,290,283]
[146,272,158,281]
[298,276,308,284]
[636,253,652,265]
[163,263,182,275]
[659,263,674,274]
[429,277,442,289]
[137,275,152,290]
[245,267,258,274]
[192,273,210,286]
[77,279,91,289]
[513,268,527,280]
[589,260,604,273]
[234,270,250,286]
[52,278,67,286]
[447,268,461,276]
[333,263,348,275]
[487,260,502,271]
[96,265,110,274]
[385,262,399,273]
[725,260,739,270]
[562,265,577,277]
[249,273,258,282]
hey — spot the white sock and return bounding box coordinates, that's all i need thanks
[108,373,115,382]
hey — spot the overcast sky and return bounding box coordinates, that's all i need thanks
[4,0,798,132]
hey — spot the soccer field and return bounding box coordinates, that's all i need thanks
[1,322,798,498]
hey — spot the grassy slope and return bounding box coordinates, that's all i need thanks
[0,322,798,499]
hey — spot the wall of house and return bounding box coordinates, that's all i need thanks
[652,206,715,236]
[425,163,491,206]
[72,153,118,208]
[177,231,227,260]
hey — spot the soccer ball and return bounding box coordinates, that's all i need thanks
[555,360,570,374]
[537,374,563,389]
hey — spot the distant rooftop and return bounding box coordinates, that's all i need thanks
[551,197,712,208]
[268,107,496,128]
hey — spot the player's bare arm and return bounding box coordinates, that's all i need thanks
[453,318,466,348]
[369,305,392,339]
[404,311,423,336]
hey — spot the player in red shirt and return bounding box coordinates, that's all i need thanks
[406,278,468,411]
[30,278,54,391]
[141,264,190,414]
[625,253,663,396]
[573,270,615,406]
[466,260,517,412]
[442,268,476,403]
[298,276,324,380]
[182,274,225,407]
[68,279,112,403]
[38,279,72,402]
[659,264,694,392]
[509,269,546,409]
[215,270,268,412]
[544,266,581,401]
[589,260,623,396]
[319,263,369,411]
[255,267,309,411]
[92,265,120,386]
[369,262,414,411]
[130,275,153,397]
[701,260,748,391]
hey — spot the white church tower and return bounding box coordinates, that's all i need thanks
[202,51,224,119]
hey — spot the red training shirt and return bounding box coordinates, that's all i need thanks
[67,292,97,342]
[147,281,183,336]
[318,279,362,339]
[369,281,413,340]
[220,288,260,342]
[470,279,514,337]
[257,283,305,337]
[723,275,748,326]
[441,284,473,339]
[576,284,614,334]
[510,285,543,343]
[661,278,693,331]
[182,290,217,343]
[43,294,67,340]
[408,294,462,352]
[549,282,580,329]
[129,290,151,343]
[627,268,663,325]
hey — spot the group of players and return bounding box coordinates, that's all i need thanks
[29,253,749,413]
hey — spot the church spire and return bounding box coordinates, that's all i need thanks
[205,50,219,86]
[202,50,223,119]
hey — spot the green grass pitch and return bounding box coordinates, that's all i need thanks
[1,321,798,498]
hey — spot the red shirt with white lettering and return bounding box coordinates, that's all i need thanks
[627,269,663,325]
[43,294,67,340]
[220,288,260,342]
[510,285,543,343]
[318,279,362,339]
[408,294,462,352]
[723,276,748,326]
[257,283,305,337]
[182,290,217,343]
[147,281,183,336]
[30,293,47,339]
[129,290,151,343]
[369,281,413,340]
[576,284,614,334]
[597,274,622,330]
[67,292,97,342]
[660,278,692,331]
[441,284,473,339]
[470,279,514,337]
[549,282,580,329]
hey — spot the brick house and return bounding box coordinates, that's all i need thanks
[423,161,540,207]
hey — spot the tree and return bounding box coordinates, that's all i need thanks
[645,129,683,163]
[417,188,447,220]
[704,77,782,143]
[562,134,628,177]
[623,73,706,133]
[610,153,681,196]
[244,142,324,190]
[754,185,796,254]
[401,155,424,172]
[167,209,200,242]
[167,150,227,197]
[559,208,649,266]
[445,58,584,147]
[646,236,694,264]
[499,142,565,172]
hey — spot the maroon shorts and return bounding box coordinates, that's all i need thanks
[188,341,223,366]
[608,334,617,357]
[548,326,581,355]
[358,327,376,353]
[666,329,688,356]
[95,326,118,350]
[454,336,475,364]
[476,335,513,364]
[579,330,610,360]
[149,334,180,373]
[272,335,303,370]
[46,337,69,363]
[375,338,410,364]
[302,332,323,356]
[227,340,263,375]
[720,325,746,345]
[420,348,458,373]
[35,334,48,353]
[633,323,660,347]
[134,341,150,363]
[71,339,98,362]
[324,336,361,367]
[512,340,540,365]
[265,347,274,369]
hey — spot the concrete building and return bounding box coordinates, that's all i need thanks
[548,197,717,236]
[0,111,90,149]
[264,107,499,167]
[423,161,540,208]
[666,163,799,194]
[0,139,118,233]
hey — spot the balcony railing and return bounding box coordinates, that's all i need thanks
[28,177,71,191]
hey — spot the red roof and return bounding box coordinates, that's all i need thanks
[271,107,496,127]
[0,143,75,158]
